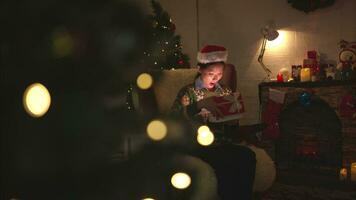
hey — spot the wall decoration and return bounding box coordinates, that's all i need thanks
[336,40,356,81]
[287,0,336,13]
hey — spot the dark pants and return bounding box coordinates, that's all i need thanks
[193,144,256,200]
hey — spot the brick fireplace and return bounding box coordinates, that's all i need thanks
[259,80,356,181]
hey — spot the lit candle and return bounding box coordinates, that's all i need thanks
[351,162,356,182]
[339,168,347,181]
[277,73,284,82]
[300,68,311,82]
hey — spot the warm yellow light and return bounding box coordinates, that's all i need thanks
[142,198,155,200]
[147,120,167,141]
[23,83,51,117]
[198,125,210,134]
[197,125,214,146]
[171,172,191,189]
[137,73,153,90]
[266,30,286,50]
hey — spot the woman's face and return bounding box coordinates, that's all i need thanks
[199,63,224,89]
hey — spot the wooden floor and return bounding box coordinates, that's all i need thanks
[255,170,356,200]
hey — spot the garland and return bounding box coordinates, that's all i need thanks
[287,0,336,13]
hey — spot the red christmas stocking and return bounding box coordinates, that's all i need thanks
[261,89,286,139]
[340,94,356,119]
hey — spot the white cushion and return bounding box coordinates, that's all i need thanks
[240,144,276,192]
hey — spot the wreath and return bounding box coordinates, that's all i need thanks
[287,0,336,13]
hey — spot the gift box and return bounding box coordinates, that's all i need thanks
[307,50,317,59]
[208,92,245,123]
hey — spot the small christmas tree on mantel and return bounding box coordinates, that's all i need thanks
[142,0,190,70]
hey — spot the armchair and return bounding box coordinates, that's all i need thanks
[130,64,276,194]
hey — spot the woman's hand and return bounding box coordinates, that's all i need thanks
[197,97,223,119]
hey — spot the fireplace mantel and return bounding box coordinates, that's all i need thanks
[259,80,356,176]
[259,80,356,88]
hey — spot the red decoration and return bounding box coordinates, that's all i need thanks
[307,50,317,59]
[340,94,356,119]
[277,73,284,82]
[208,93,245,123]
[178,60,184,65]
[262,100,283,139]
[261,89,286,139]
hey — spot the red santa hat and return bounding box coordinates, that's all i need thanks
[197,45,228,64]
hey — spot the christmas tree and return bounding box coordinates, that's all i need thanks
[143,0,190,70]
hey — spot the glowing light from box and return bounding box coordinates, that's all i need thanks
[23,83,51,117]
[137,73,153,90]
[147,120,167,141]
[197,125,214,146]
[171,172,191,189]
[142,198,155,200]
[266,30,287,50]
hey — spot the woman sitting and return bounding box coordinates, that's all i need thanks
[171,45,256,200]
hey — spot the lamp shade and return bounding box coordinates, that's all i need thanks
[261,26,279,41]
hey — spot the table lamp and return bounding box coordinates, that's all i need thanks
[257,25,279,81]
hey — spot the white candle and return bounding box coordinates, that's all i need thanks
[351,162,356,182]
[339,168,347,181]
[300,68,311,82]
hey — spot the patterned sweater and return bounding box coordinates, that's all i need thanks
[171,77,236,124]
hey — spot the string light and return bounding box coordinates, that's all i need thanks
[197,125,214,146]
[137,73,153,90]
[23,83,51,117]
[146,120,167,141]
[126,85,134,110]
[171,172,191,189]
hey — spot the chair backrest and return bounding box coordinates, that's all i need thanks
[134,64,237,115]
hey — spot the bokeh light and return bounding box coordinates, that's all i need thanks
[52,29,74,58]
[197,125,210,135]
[137,73,153,90]
[197,125,214,146]
[146,120,167,141]
[23,83,51,117]
[171,172,191,189]
[142,198,155,200]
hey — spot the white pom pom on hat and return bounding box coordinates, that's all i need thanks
[197,45,228,64]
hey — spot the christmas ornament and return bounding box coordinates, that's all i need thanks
[299,91,312,106]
